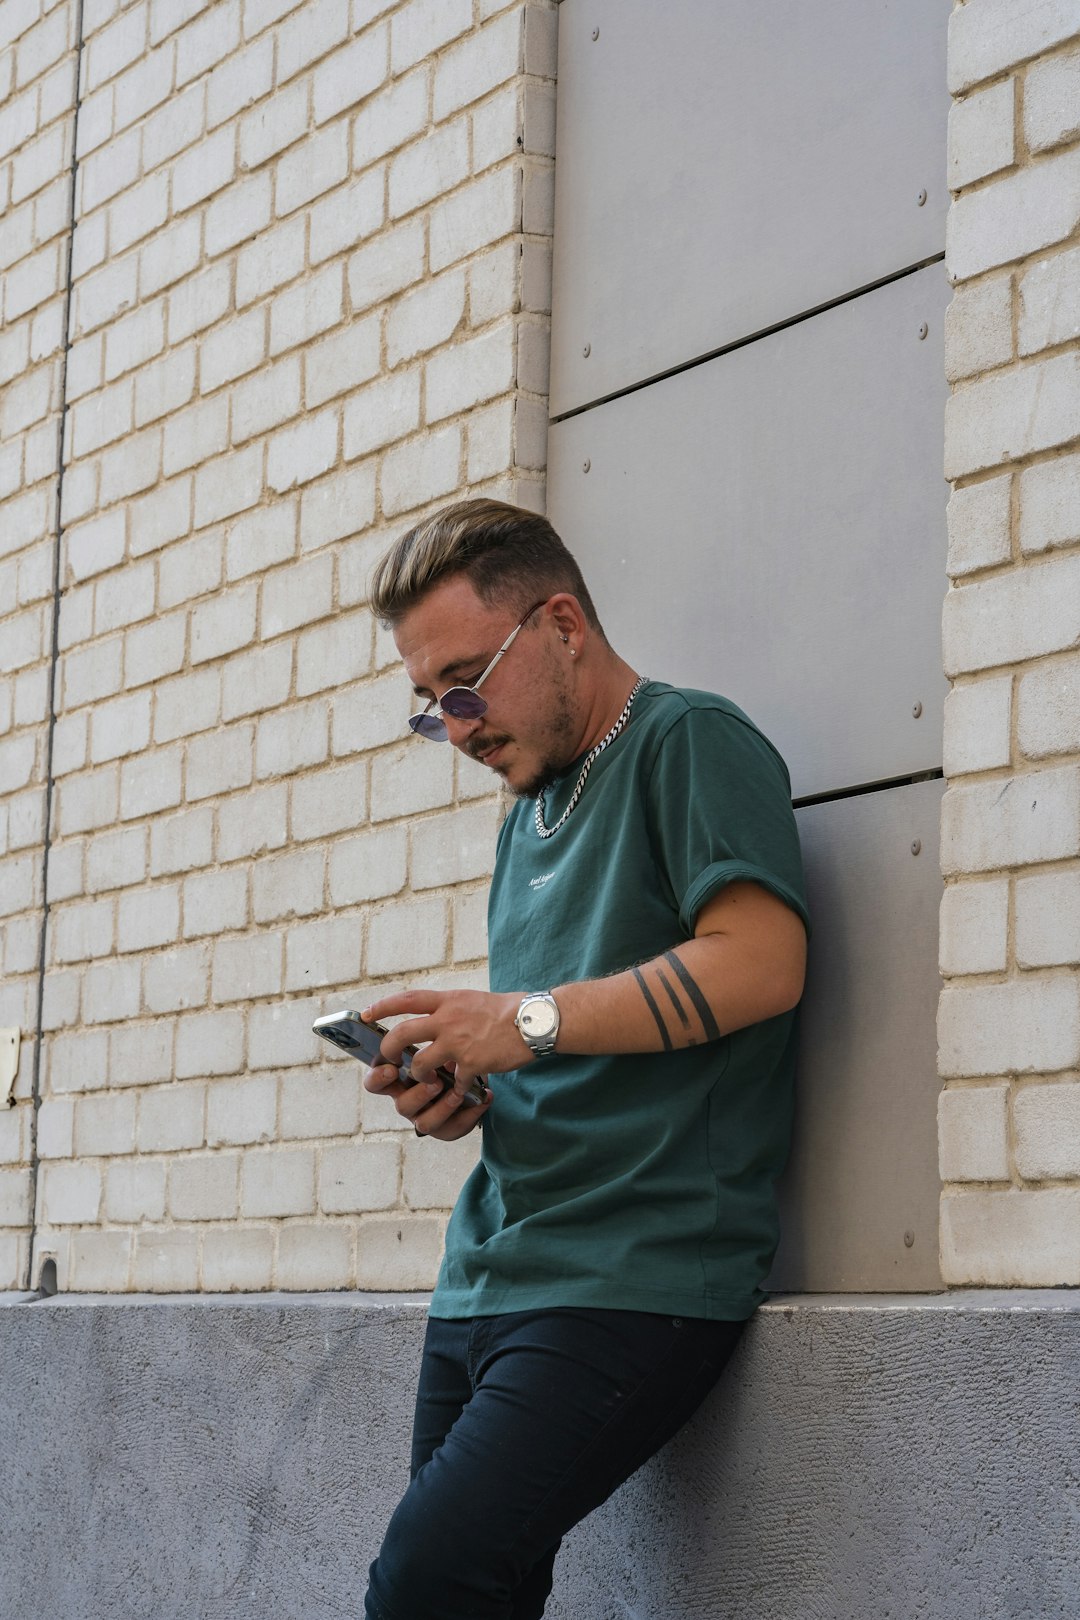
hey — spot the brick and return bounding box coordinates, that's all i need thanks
[1019,453,1080,554]
[56,768,119,839]
[1016,869,1080,967]
[225,502,297,581]
[163,395,230,477]
[190,581,258,663]
[946,145,1080,282]
[194,446,264,530]
[231,355,303,443]
[434,10,519,121]
[170,1150,240,1220]
[205,30,271,125]
[105,1159,167,1222]
[942,553,1080,674]
[938,1083,1010,1182]
[85,2,147,90]
[113,39,174,132]
[370,739,454,820]
[66,1229,133,1291]
[83,950,141,1023]
[254,699,330,778]
[283,913,362,991]
[133,1229,200,1291]
[467,396,514,481]
[37,1098,74,1160]
[241,1145,315,1216]
[280,1064,361,1138]
[138,1082,206,1152]
[1014,1080,1080,1178]
[200,307,266,395]
[206,171,273,258]
[44,844,84,905]
[0,1166,31,1226]
[251,846,324,921]
[328,824,406,905]
[523,79,557,162]
[352,69,427,172]
[13,123,71,209]
[275,121,349,216]
[47,1027,108,1094]
[109,1018,174,1086]
[0,606,45,674]
[312,25,387,124]
[309,170,384,264]
[1018,656,1080,758]
[186,722,255,800]
[242,0,305,37]
[276,0,347,81]
[159,531,224,611]
[182,866,248,937]
[276,1222,352,1290]
[380,422,461,516]
[941,1187,1080,1286]
[144,943,210,1014]
[120,745,184,819]
[941,765,1080,873]
[948,77,1015,192]
[148,803,215,881]
[142,79,206,173]
[201,1226,274,1290]
[295,611,372,697]
[154,670,221,746]
[939,976,1080,1076]
[172,122,236,213]
[389,117,468,220]
[403,1128,480,1208]
[517,317,549,395]
[387,268,465,367]
[319,1140,398,1212]
[42,1160,101,1224]
[168,264,232,345]
[134,346,197,428]
[1019,244,1080,357]
[289,759,368,840]
[5,242,63,320]
[426,320,514,422]
[116,883,181,952]
[89,686,152,763]
[217,780,287,859]
[222,641,294,720]
[75,1090,137,1156]
[176,1008,245,1078]
[125,611,187,690]
[355,1212,443,1289]
[206,1073,277,1145]
[248,1000,321,1068]
[391,0,470,75]
[346,218,425,314]
[1024,45,1080,154]
[261,553,333,637]
[411,803,501,888]
[268,264,343,359]
[944,275,1013,383]
[238,78,308,173]
[342,368,421,459]
[305,316,380,409]
[109,170,171,255]
[429,164,518,272]
[211,931,282,1002]
[367,893,448,976]
[99,424,164,507]
[79,124,140,212]
[949,0,1080,92]
[16,7,72,87]
[63,510,124,585]
[267,408,339,492]
[128,478,192,557]
[299,463,377,552]
[70,377,132,458]
[85,824,146,892]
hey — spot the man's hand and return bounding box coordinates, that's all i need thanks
[360,988,533,1138]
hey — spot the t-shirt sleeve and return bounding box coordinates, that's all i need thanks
[645,705,810,939]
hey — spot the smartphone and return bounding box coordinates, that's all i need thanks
[311,1010,488,1108]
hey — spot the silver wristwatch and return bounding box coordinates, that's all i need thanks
[514,992,560,1056]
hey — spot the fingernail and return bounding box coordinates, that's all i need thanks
[360,1006,372,1019]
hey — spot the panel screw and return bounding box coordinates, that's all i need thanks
[917,189,927,206]
[911,839,921,856]
[917,322,928,340]
[582,459,591,473]
[904,1230,915,1249]
[592,26,599,40]
[582,343,591,357]
[912,701,923,718]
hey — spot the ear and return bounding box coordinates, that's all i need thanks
[546,593,589,647]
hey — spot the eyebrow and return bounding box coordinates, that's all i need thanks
[410,652,488,698]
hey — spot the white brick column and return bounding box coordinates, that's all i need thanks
[0,0,557,1293]
[940,0,1080,1283]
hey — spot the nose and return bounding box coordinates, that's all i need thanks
[442,711,482,749]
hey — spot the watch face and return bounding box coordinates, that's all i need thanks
[521,998,558,1038]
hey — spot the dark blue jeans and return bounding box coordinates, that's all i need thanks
[364,1306,745,1620]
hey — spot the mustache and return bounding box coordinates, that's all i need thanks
[466,734,511,761]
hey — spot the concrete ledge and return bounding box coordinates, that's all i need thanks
[2,1292,1077,1618]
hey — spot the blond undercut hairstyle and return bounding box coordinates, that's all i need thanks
[370,499,604,634]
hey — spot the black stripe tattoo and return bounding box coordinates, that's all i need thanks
[632,966,674,1052]
[655,967,692,1030]
[663,950,722,1042]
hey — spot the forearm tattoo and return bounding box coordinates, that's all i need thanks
[632,949,722,1049]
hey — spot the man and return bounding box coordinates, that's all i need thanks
[361,499,808,1620]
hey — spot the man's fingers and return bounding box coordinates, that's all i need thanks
[361,990,442,1023]
[375,1016,440,1067]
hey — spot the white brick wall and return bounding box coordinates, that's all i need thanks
[941,4,1080,1286]
[0,0,556,1290]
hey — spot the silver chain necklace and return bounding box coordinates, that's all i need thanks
[534,676,649,840]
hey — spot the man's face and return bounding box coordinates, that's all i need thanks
[395,575,580,797]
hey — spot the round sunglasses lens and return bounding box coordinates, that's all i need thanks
[409,712,448,741]
[439,687,487,720]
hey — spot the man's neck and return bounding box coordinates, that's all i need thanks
[575,654,642,757]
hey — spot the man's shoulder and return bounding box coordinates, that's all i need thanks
[637,680,761,737]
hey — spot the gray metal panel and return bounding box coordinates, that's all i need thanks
[546,263,950,800]
[767,779,944,1293]
[551,0,950,415]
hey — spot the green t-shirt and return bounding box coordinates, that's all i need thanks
[430,681,810,1322]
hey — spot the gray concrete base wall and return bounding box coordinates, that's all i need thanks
[2,1292,1078,1619]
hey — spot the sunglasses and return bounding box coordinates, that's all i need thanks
[408,600,548,742]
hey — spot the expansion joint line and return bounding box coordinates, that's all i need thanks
[27,0,87,1293]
